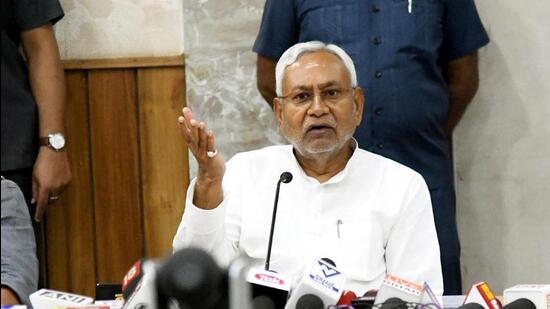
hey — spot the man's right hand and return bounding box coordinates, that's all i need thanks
[178,107,225,209]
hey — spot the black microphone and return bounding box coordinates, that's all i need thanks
[457,304,484,309]
[295,294,324,309]
[265,172,293,271]
[251,295,277,309]
[121,259,157,309]
[246,172,293,309]
[503,298,536,309]
[156,247,228,309]
[380,297,407,309]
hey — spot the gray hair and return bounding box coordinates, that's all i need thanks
[275,41,358,96]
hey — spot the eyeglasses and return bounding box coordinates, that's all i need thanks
[278,87,355,107]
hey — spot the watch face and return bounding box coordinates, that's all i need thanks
[49,134,66,150]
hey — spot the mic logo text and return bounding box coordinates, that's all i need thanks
[122,261,141,290]
[309,274,340,293]
[317,261,341,278]
[38,291,89,303]
[255,273,285,285]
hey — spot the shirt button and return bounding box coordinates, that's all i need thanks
[373,36,382,45]
[377,143,384,149]
[371,5,380,13]
[375,107,383,115]
[375,70,383,79]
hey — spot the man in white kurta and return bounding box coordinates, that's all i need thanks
[173,41,443,296]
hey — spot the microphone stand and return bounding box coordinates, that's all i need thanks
[265,172,292,271]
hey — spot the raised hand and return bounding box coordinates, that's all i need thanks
[177,107,224,209]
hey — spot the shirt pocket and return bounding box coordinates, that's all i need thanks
[335,220,386,282]
[298,0,360,56]
[391,0,444,54]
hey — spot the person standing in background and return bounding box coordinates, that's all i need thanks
[1,0,71,285]
[253,0,489,294]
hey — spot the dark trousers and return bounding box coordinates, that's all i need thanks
[430,186,462,295]
[1,168,47,289]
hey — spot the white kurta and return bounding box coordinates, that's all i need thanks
[173,144,443,295]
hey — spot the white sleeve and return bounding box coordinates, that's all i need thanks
[384,174,444,296]
[172,158,243,267]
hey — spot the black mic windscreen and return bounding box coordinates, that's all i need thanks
[457,304,484,309]
[251,295,277,309]
[156,247,227,309]
[380,297,407,309]
[296,294,324,309]
[280,172,293,183]
[503,298,536,309]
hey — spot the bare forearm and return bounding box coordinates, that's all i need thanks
[193,177,223,210]
[178,108,226,210]
[1,287,20,305]
[21,24,71,221]
[256,55,277,108]
[444,52,480,136]
[22,25,67,136]
[445,82,478,136]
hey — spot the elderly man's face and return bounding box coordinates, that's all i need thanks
[274,51,364,158]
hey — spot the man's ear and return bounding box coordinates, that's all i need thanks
[273,97,284,126]
[352,87,365,126]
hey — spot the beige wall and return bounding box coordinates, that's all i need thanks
[55,0,183,59]
[455,0,550,292]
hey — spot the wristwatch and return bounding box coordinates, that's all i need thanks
[39,133,66,151]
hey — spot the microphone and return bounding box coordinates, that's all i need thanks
[347,289,377,309]
[295,294,324,309]
[503,284,549,309]
[29,288,94,309]
[502,298,536,309]
[337,290,357,306]
[284,258,346,309]
[156,247,228,309]
[246,172,292,308]
[420,281,442,308]
[380,297,407,309]
[265,172,293,271]
[246,267,290,309]
[250,295,277,309]
[373,275,424,306]
[463,282,502,309]
[121,259,157,309]
[457,304,484,309]
[228,254,254,309]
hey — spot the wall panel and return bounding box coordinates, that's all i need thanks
[46,57,187,297]
[47,71,96,296]
[88,69,144,283]
[137,67,188,258]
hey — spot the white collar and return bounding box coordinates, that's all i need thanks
[287,138,360,185]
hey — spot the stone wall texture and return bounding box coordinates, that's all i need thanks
[182,0,284,177]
